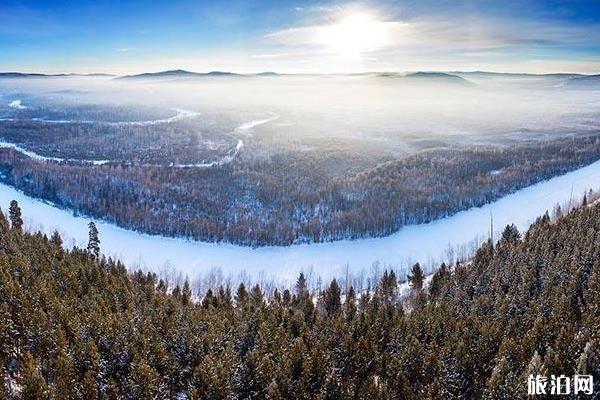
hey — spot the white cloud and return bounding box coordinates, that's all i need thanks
[255,8,600,73]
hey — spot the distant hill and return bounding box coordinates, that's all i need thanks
[452,71,586,80]
[0,72,114,78]
[369,71,473,85]
[405,71,471,82]
[116,69,248,80]
[117,70,475,82]
[0,72,51,78]
[563,74,600,88]
[70,73,115,77]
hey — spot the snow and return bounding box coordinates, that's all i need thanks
[0,159,599,285]
[234,112,279,134]
[0,108,198,126]
[1,111,276,169]
[8,100,26,109]
[0,141,110,165]
[171,112,277,168]
[170,140,244,168]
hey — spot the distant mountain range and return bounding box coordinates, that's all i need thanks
[116,69,246,80]
[0,72,115,78]
[387,71,474,84]
[116,69,475,84]
[2,69,599,88]
[562,74,600,88]
[450,71,586,79]
[115,69,290,80]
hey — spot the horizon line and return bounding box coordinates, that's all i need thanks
[1,68,598,77]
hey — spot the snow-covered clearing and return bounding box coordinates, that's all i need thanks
[8,100,26,109]
[0,159,599,286]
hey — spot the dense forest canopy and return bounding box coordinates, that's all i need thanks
[2,133,599,246]
[0,199,599,398]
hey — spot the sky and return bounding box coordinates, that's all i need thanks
[1,0,599,74]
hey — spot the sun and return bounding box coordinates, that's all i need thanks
[316,13,391,58]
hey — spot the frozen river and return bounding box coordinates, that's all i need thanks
[1,159,599,286]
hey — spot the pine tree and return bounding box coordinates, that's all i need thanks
[295,272,308,300]
[249,284,264,308]
[54,349,75,399]
[87,221,100,260]
[500,224,521,245]
[345,286,357,321]
[525,350,547,377]
[235,282,248,307]
[50,230,63,247]
[576,340,598,375]
[181,279,192,305]
[20,353,51,400]
[323,279,341,317]
[429,262,449,298]
[407,263,425,291]
[8,200,23,232]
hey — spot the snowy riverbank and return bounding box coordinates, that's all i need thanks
[1,159,599,286]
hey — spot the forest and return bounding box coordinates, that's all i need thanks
[1,133,599,246]
[2,75,600,247]
[0,197,599,398]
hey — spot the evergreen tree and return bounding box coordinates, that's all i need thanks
[20,353,51,400]
[87,221,100,260]
[295,272,308,300]
[429,262,449,298]
[8,200,23,232]
[323,279,341,317]
[500,224,521,245]
[345,286,357,321]
[235,282,248,307]
[407,263,425,291]
[181,279,192,305]
[0,197,598,398]
[50,230,63,247]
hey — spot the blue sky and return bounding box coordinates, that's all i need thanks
[1,0,599,74]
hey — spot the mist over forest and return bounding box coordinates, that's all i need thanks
[1,72,599,246]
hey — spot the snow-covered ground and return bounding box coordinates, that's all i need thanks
[0,141,110,165]
[8,99,26,109]
[171,140,243,168]
[0,159,599,286]
[0,108,198,126]
[171,113,278,168]
[1,112,276,168]
[234,112,279,134]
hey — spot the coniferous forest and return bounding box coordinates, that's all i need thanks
[2,133,599,246]
[2,1,600,399]
[0,199,599,399]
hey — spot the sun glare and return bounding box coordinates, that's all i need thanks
[317,13,391,58]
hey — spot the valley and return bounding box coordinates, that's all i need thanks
[0,156,598,288]
[1,73,599,248]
